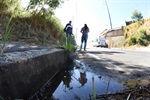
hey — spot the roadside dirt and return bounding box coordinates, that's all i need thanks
[76,51,150,100]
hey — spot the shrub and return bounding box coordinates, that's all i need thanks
[125,27,149,46]
[126,35,136,46]
[136,38,149,46]
[135,27,149,46]
[63,35,77,53]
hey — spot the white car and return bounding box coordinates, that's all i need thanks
[99,37,108,47]
[92,37,108,48]
[92,38,100,47]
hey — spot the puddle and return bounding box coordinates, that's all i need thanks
[30,60,127,100]
[52,70,126,100]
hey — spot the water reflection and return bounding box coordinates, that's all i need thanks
[30,60,126,100]
[78,71,87,87]
[62,70,73,91]
[76,60,88,87]
[51,60,126,100]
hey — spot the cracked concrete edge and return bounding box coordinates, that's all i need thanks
[0,41,65,66]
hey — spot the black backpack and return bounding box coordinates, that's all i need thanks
[64,24,72,34]
[67,27,72,34]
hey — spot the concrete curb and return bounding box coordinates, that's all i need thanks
[0,42,67,99]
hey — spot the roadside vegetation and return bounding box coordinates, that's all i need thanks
[124,25,150,46]
[123,10,150,47]
[0,0,76,54]
[0,15,13,55]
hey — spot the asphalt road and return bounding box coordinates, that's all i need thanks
[77,46,150,81]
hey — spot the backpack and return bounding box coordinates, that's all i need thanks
[64,24,72,34]
[67,27,72,34]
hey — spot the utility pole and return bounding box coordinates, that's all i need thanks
[75,0,77,42]
[104,0,112,29]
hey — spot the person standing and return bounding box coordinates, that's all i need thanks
[78,71,87,87]
[80,24,89,51]
[64,21,73,41]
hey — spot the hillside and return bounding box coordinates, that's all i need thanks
[124,17,150,37]
[124,17,150,47]
[0,13,65,47]
[0,0,66,49]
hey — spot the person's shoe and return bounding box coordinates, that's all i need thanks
[84,49,86,51]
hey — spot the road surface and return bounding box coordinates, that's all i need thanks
[77,46,150,82]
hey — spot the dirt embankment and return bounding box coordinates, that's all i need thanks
[125,18,150,37]
[0,14,65,47]
[104,17,150,48]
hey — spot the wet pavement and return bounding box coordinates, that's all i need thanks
[30,60,127,100]
[1,43,149,99]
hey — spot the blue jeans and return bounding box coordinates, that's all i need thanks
[80,34,88,50]
[66,32,71,41]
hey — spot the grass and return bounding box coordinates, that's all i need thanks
[0,11,66,47]
[0,15,13,55]
[0,96,4,100]
[0,0,66,45]
[92,76,96,100]
[63,35,77,53]
[0,1,78,54]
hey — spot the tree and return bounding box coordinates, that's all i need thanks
[27,0,64,16]
[131,10,143,22]
[0,0,21,13]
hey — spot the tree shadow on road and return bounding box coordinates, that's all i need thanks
[86,51,124,55]
[77,52,150,83]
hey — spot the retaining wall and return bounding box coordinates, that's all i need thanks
[106,28,125,48]
[106,36,125,48]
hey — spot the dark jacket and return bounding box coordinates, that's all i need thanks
[64,23,73,34]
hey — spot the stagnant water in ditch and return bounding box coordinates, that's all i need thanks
[30,60,127,100]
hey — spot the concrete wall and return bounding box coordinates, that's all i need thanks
[0,48,67,99]
[106,36,125,48]
[106,28,124,37]
[106,28,125,48]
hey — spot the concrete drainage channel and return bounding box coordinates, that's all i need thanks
[0,42,67,99]
[0,42,128,100]
[28,60,127,100]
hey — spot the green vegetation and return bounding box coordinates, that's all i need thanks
[123,14,150,47]
[27,0,63,15]
[0,0,76,53]
[63,35,77,53]
[131,10,143,22]
[0,0,22,13]
[124,27,150,46]
[0,16,13,55]
[124,21,143,38]
[0,96,4,100]
[92,76,96,100]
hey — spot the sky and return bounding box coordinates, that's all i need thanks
[21,0,150,44]
[54,0,150,44]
